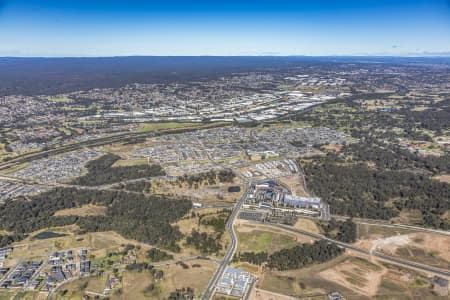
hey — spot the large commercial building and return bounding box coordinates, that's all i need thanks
[216,267,255,298]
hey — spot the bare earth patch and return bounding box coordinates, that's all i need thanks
[54,204,107,217]
[292,218,322,234]
[153,178,243,203]
[250,287,296,300]
[433,174,450,184]
[362,232,450,268]
[318,257,385,297]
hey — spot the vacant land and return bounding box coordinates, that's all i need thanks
[371,232,450,269]
[356,223,416,241]
[249,287,297,300]
[54,204,108,217]
[276,174,308,197]
[260,254,435,299]
[293,218,322,235]
[319,257,384,297]
[154,259,217,299]
[112,158,149,167]
[236,222,312,254]
[433,174,450,184]
[152,177,243,203]
[138,122,202,133]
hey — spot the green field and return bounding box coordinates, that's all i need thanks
[138,122,202,133]
[237,229,300,253]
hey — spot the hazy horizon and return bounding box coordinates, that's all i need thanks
[0,0,449,57]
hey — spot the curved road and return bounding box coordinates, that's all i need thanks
[261,222,450,278]
[201,185,249,300]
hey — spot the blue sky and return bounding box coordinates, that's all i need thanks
[0,0,449,56]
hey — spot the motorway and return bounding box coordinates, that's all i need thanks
[201,185,249,300]
[256,222,450,278]
[0,122,230,172]
[332,215,450,237]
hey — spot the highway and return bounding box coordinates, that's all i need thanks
[201,185,249,300]
[256,222,450,278]
[331,215,450,237]
[0,122,230,172]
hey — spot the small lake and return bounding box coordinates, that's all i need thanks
[33,231,67,240]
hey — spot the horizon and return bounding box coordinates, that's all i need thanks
[0,0,449,57]
[1,54,450,58]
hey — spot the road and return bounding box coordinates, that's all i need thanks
[257,222,450,278]
[201,185,249,300]
[331,215,450,237]
[0,122,230,172]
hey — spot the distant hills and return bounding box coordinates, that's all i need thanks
[0,56,449,96]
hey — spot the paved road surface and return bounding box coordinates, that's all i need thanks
[201,185,249,300]
[259,222,450,278]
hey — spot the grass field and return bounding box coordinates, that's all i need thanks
[138,122,202,133]
[236,227,303,254]
[54,204,107,217]
[261,253,437,299]
[357,223,415,240]
[154,259,217,299]
[293,218,322,234]
[48,96,73,103]
[56,275,107,299]
[153,177,243,203]
[112,158,149,167]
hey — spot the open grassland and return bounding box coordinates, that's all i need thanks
[48,96,73,103]
[236,223,311,254]
[433,174,450,183]
[260,254,435,299]
[293,218,322,235]
[0,290,19,300]
[55,275,108,299]
[54,204,107,217]
[154,259,217,299]
[175,207,232,257]
[357,223,416,240]
[355,223,450,268]
[138,122,203,133]
[152,177,243,203]
[9,225,166,262]
[111,158,149,167]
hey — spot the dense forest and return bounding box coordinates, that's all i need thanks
[321,218,357,243]
[303,156,450,229]
[234,241,343,270]
[0,187,191,250]
[147,248,174,262]
[72,153,165,186]
[267,241,344,270]
[235,251,268,266]
[185,229,222,254]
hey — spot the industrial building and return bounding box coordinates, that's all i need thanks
[216,267,255,299]
[247,181,322,211]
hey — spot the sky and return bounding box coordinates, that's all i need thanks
[0,0,449,57]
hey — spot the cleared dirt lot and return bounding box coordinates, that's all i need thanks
[355,228,450,270]
[260,254,436,299]
[152,177,243,203]
[54,204,107,217]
